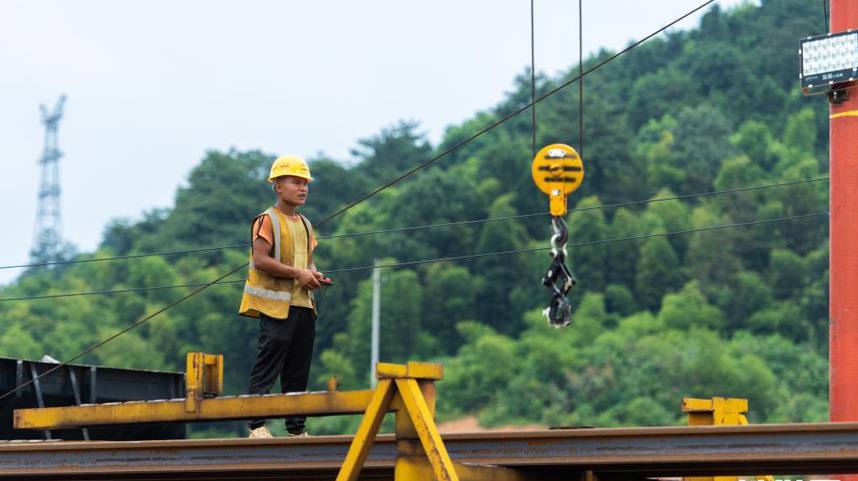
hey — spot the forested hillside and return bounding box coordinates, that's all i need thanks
[0,0,832,434]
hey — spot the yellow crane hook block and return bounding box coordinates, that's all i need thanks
[532,143,583,328]
[531,143,584,216]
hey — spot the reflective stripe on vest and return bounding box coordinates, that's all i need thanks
[243,282,292,301]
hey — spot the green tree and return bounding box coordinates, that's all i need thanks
[657,281,725,331]
[636,237,683,312]
[605,208,642,289]
[475,195,530,335]
[723,271,774,331]
[421,264,480,353]
[768,248,808,299]
[732,120,776,170]
[671,104,735,194]
[685,205,743,299]
[567,196,609,293]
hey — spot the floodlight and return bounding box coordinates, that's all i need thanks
[800,30,858,96]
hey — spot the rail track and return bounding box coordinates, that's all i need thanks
[5,422,858,480]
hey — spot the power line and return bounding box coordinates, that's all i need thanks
[0,211,827,396]
[2,0,719,273]
[822,0,830,31]
[0,261,248,402]
[0,243,248,271]
[0,176,828,272]
[1,211,827,402]
[0,0,724,400]
[326,211,829,273]
[313,0,717,228]
[0,211,828,303]
[328,176,826,240]
[0,280,240,302]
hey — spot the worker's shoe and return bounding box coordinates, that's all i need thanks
[286,431,309,437]
[248,426,273,439]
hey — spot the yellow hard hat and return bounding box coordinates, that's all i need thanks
[268,155,313,183]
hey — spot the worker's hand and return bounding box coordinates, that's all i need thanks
[310,266,333,285]
[313,271,333,285]
[297,269,323,289]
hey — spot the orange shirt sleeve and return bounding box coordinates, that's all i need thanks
[252,214,275,247]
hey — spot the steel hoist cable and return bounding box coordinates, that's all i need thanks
[535,0,585,328]
[531,0,538,158]
[0,0,720,399]
[314,0,716,228]
[0,0,721,274]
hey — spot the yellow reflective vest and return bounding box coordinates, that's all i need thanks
[238,207,316,319]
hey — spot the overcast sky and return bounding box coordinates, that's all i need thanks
[0,0,752,284]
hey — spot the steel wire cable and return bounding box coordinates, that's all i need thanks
[530,0,537,158]
[0,209,828,399]
[579,0,584,159]
[313,0,717,228]
[530,0,561,220]
[0,210,829,303]
[0,261,248,401]
[0,0,737,399]
[1,0,716,273]
[0,176,828,271]
[328,211,829,273]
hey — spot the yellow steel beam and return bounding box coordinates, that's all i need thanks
[682,397,749,427]
[185,353,225,413]
[681,397,771,481]
[336,379,395,481]
[376,361,444,380]
[682,397,748,415]
[15,389,376,430]
[395,378,459,481]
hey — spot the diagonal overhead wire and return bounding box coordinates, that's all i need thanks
[0,0,725,400]
[0,210,829,303]
[328,211,829,273]
[2,0,718,274]
[0,261,248,401]
[0,175,827,272]
[314,0,717,228]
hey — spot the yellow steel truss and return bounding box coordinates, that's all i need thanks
[14,354,541,481]
[682,396,774,481]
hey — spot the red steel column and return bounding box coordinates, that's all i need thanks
[830,0,858,425]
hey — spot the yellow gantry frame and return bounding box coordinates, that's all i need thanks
[185,352,223,413]
[682,397,774,481]
[14,356,534,481]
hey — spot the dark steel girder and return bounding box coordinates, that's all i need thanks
[5,423,858,479]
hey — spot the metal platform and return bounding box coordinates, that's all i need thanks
[0,356,184,441]
[4,422,858,479]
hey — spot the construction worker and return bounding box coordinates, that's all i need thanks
[239,155,331,439]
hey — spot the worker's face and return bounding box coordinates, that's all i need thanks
[275,176,309,206]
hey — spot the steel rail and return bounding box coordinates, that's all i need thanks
[5,423,858,478]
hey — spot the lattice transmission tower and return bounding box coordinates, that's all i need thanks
[31,95,67,264]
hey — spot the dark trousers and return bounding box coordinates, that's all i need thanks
[247,307,316,433]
